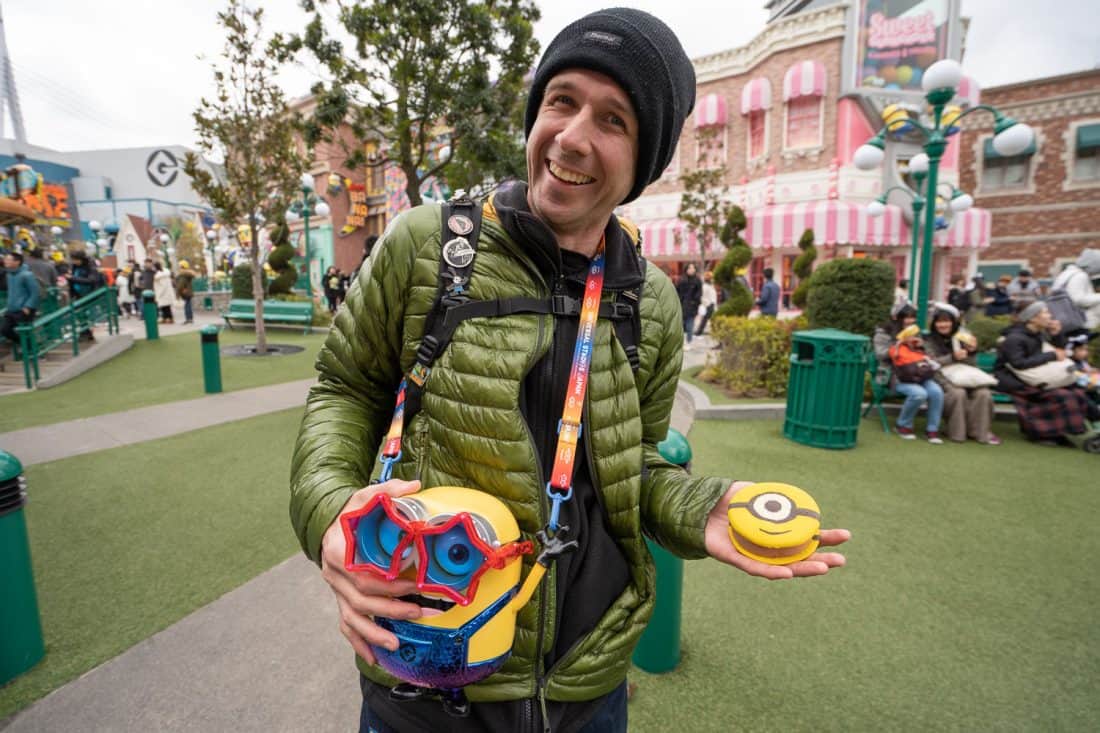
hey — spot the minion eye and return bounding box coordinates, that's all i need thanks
[751,493,794,522]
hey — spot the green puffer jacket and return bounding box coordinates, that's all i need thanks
[290,199,731,703]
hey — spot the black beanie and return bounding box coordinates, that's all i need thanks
[525,8,696,204]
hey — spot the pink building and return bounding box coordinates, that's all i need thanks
[619,0,989,307]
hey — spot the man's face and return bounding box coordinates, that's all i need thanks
[526,69,639,241]
[144,260,152,268]
[3,254,17,270]
[1031,307,1052,329]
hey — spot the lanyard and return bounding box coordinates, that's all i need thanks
[546,242,605,532]
[376,239,607,535]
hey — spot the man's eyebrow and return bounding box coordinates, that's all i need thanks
[544,79,634,120]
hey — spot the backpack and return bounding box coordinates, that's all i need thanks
[401,193,646,428]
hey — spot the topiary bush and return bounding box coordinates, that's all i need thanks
[790,228,817,308]
[231,263,255,299]
[266,220,297,296]
[805,257,895,337]
[713,206,753,316]
[965,314,1013,352]
[703,314,808,397]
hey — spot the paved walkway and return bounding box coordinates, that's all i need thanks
[0,337,717,732]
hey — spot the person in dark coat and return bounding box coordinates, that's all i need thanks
[993,301,1097,445]
[676,262,702,345]
[985,275,1013,317]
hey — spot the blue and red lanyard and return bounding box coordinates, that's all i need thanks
[378,239,607,535]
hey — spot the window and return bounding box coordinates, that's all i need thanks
[1074,123,1100,180]
[785,97,820,149]
[748,111,766,159]
[982,154,1030,189]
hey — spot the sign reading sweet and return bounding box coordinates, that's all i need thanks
[856,0,951,93]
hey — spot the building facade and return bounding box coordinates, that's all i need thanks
[619,0,989,307]
[956,69,1100,282]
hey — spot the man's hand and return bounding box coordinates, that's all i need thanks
[320,478,425,665]
[704,481,850,580]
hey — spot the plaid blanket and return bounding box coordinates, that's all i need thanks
[1009,386,1092,440]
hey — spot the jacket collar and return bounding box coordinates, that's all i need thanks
[491,182,644,291]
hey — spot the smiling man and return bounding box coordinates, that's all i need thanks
[291,8,848,733]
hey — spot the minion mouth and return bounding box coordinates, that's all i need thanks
[400,593,456,612]
[730,528,816,560]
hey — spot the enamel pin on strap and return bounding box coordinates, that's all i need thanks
[546,238,606,533]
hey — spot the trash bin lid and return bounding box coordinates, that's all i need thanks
[657,428,692,466]
[792,328,869,344]
[0,450,23,482]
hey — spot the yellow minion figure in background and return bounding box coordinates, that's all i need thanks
[340,486,573,717]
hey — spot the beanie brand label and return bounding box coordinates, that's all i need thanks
[582,30,622,48]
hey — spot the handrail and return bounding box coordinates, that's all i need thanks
[14,287,119,389]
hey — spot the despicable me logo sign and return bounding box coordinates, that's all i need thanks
[146,149,180,187]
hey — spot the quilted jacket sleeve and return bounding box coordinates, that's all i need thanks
[289,214,421,564]
[636,270,732,560]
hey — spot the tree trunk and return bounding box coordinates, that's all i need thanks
[403,162,421,208]
[250,228,267,355]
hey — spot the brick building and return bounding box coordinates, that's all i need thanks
[957,68,1100,282]
[619,0,991,307]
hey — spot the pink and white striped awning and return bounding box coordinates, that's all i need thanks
[934,208,991,249]
[637,219,727,260]
[740,78,772,114]
[745,201,906,248]
[695,93,728,128]
[743,201,992,249]
[783,60,827,101]
[954,76,981,107]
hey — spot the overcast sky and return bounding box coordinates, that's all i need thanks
[4,0,1098,153]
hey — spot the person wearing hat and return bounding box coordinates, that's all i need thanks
[1007,268,1040,303]
[174,259,198,324]
[290,9,848,731]
[1051,248,1100,331]
[985,275,1013,317]
[1067,332,1099,391]
[924,303,1000,445]
[887,321,946,443]
[993,301,1097,445]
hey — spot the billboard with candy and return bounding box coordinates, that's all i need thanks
[856,0,952,93]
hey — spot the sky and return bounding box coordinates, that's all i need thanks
[3,0,1098,154]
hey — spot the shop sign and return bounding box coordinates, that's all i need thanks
[856,0,951,93]
[25,182,72,227]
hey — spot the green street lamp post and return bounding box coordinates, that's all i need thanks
[87,220,108,259]
[286,173,331,298]
[867,152,974,304]
[854,59,1034,329]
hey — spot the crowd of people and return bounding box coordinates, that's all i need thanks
[322,265,352,313]
[875,249,1100,447]
[674,264,781,347]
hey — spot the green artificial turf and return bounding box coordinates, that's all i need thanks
[681,365,780,405]
[0,329,326,433]
[628,420,1100,732]
[0,408,304,719]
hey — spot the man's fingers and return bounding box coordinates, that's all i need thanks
[373,478,421,498]
[338,618,377,666]
[323,567,422,619]
[817,528,851,547]
[335,594,401,652]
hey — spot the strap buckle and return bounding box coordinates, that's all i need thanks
[551,294,580,316]
[415,334,439,365]
[607,301,634,320]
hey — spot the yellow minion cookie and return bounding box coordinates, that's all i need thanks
[726,483,821,565]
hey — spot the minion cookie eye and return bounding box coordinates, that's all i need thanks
[751,492,794,522]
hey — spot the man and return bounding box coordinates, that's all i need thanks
[26,246,57,297]
[2,251,39,346]
[138,258,156,296]
[676,262,702,345]
[756,267,780,316]
[290,9,848,732]
[1007,268,1040,303]
[175,260,198,324]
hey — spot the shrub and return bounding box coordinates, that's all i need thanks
[706,315,808,397]
[965,314,1012,352]
[790,229,817,308]
[266,221,297,296]
[805,257,895,337]
[713,206,753,316]
[231,263,269,300]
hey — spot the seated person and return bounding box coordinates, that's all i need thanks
[1068,333,1099,392]
[993,301,1098,446]
[924,304,1001,445]
[888,324,945,444]
[873,303,917,366]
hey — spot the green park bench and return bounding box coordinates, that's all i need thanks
[221,299,313,334]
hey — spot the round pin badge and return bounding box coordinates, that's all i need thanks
[447,214,474,236]
[442,237,475,268]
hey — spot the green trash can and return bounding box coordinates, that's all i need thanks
[0,451,45,685]
[783,328,870,450]
[632,429,690,674]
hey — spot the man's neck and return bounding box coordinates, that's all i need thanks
[557,233,604,259]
